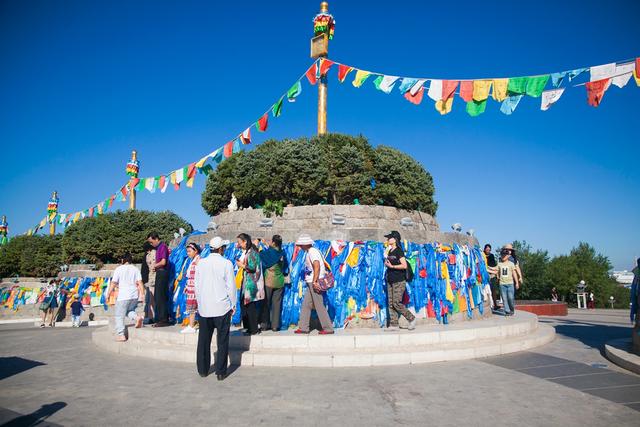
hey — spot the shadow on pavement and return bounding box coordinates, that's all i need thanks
[1,401,66,426]
[0,357,46,381]
[543,318,631,353]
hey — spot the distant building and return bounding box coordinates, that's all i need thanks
[611,271,634,288]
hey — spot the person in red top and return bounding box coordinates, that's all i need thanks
[147,232,171,327]
[181,242,201,334]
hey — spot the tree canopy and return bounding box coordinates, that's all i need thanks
[201,133,438,216]
[0,235,64,278]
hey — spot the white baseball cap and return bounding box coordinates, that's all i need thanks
[210,236,230,250]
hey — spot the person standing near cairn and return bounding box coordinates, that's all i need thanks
[259,235,289,332]
[236,233,264,335]
[294,234,334,335]
[104,253,145,342]
[383,231,416,331]
[147,232,171,327]
[140,242,156,324]
[194,237,236,380]
[180,242,202,334]
[497,247,519,316]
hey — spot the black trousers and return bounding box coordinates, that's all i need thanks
[258,287,283,331]
[154,269,170,323]
[197,310,231,376]
[241,301,259,334]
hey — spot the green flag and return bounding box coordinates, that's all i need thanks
[507,77,528,95]
[135,178,145,191]
[287,81,302,102]
[526,75,550,97]
[272,97,283,117]
[466,99,487,117]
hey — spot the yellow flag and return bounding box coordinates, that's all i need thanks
[492,79,509,101]
[435,97,454,115]
[352,70,371,88]
[473,80,492,101]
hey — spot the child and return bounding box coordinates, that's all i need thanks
[70,295,84,327]
[497,247,519,316]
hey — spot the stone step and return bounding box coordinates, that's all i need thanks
[32,320,109,328]
[123,311,538,352]
[92,324,555,367]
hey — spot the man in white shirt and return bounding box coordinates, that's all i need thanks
[294,234,334,335]
[104,253,145,342]
[194,236,236,380]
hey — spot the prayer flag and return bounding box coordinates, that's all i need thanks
[590,63,616,82]
[427,79,442,101]
[318,58,334,76]
[540,88,565,111]
[507,77,528,95]
[586,79,610,107]
[466,99,487,117]
[241,127,251,144]
[159,175,168,193]
[398,78,418,93]
[500,94,524,115]
[374,75,399,94]
[472,80,492,101]
[525,75,549,97]
[305,63,318,85]
[337,64,353,82]
[223,141,234,158]
[459,81,474,102]
[272,97,283,117]
[352,69,371,88]
[403,87,424,105]
[492,79,509,101]
[256,113,268,132]
[287,81,302,101]
[611,62,635,88]
[409,79,426,96]
[135,178,145,191]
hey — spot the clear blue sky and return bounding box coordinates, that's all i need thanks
[1,0,638,270]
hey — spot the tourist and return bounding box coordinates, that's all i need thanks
[104,253,145,342]
[181,242,201,334]
[588,291,595,309]
[147,232,171,327]
[503,243,523,288]
[498,247,519,316]
[383,231,416,331]
[140,241,156,324]
[53,279,69,324]
[294,234,334,335]
[259,235,289,332]
[40,279,59,328]
[70,294,84,327]
[551,287,559,302]
[194,236,236,380]
[484,244,497,268]
[236,233,264,335]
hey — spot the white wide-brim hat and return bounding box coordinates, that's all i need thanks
[210,236,230,250]
[295,234,314,246]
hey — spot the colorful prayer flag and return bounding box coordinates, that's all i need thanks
[337,64,353,82]
[540,88,565,111]
[352,70,371,88]
[256,113,268,132]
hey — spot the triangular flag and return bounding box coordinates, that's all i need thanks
[287,81,302,101]
[159,175,168,193]
[256,113,268,132]
[352,70,371,88]
[500,94,524,115]
[403,87,424,105]
[145,177,156,193]
[130,178,140,188]
[337,64,353,82]
[119,185,128,200]
[271,97,284,117]
[223,141,234,158]
[540,88,565,111]
[466,99,487,117]
[611,62,635,88]
[374,75,399,94]
[305,63,318,85]
[135,178,145,191]
[586,79,610,107]
[398,78,417,93]
[211,148,223,164]
[459,81,474,102]
[318,58,334,76]
[241,127,251,144]
[409,79,426,96]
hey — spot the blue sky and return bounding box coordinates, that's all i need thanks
[1,0,638,270]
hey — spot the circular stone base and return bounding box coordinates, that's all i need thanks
[605,338,640,375]
[92,311,554,367]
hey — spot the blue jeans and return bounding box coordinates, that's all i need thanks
[115,299,140,336]
[72,315,81,326]
[500,284,516,315]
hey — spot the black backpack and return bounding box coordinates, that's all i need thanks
[405,259,414,283]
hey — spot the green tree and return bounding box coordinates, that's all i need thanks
[201,133,438,216]
[512,240,550,300]
[0,235,64,278]
[61,210,192,264]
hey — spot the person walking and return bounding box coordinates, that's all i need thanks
[70,294,84,327]
[104,253,145,342]
[259,235,289,332]
[181,242,201,334]
[140,242,156,324]
[503,243,523,289]
[551,287,559,302]
[40,280,58,328]
[194,237,236,380]
[383,231,416,331]
[294,234,334,335]
[497,247,519,316]
[147,232,171,327]
[236,233,264,336]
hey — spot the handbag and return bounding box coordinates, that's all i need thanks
[316,271,335,292]
[40,294,53,311]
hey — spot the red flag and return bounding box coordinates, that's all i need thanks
[223,140,234,158]
[459,81,474,102]
[158,175,166,191]
[337,64,353,82]
[404,87,424,105]
[88,207,94,217]
[130,177,140,188]
[305,64,317,85]
[173,182,180,191]
[636,58,640,76]
[257,113,268,132]
[120,185,128,199]
[442,80,459,101]
[187,163,196,178]
[586,79,610,107]
[240,128,251,145]
[319,58,334,76]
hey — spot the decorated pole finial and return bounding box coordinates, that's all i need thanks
[0,215,8,245]
[126,150,139,210]
[47,191,59,235]
[312,1,334,136]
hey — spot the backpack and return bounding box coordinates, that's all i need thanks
[405,261,414,283]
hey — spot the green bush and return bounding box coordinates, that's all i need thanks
[61,210,192,264]
[201,133,438,216]
[0,235,64,278]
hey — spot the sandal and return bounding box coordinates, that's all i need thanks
[40,324,45,328]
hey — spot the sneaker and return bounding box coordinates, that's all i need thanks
[318,330,334,335]
[384,326,400,332]
[294,329,310,334]
[407,319,416,331]
[180,326,196,334]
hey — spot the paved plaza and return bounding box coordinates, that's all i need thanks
[1,309,639,426]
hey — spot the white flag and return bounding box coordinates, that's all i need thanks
[174,168,185,184]
[145,177,156,193]
[409,79,427,96]
[427,79,443,101]
[378,76,399,94]
[611,62,635,88]
[540,88,565,111]
[590,63,615,81]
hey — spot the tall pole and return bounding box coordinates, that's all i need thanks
[0,215,8,245]
[48,191,58,236]
[127,150,139,210]
[317,1,329,135]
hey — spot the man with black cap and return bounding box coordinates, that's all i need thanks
[384,230,416,331]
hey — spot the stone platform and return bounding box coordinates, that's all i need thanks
[92,311,554,367]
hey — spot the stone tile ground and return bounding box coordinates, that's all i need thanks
[0,309,638,426]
